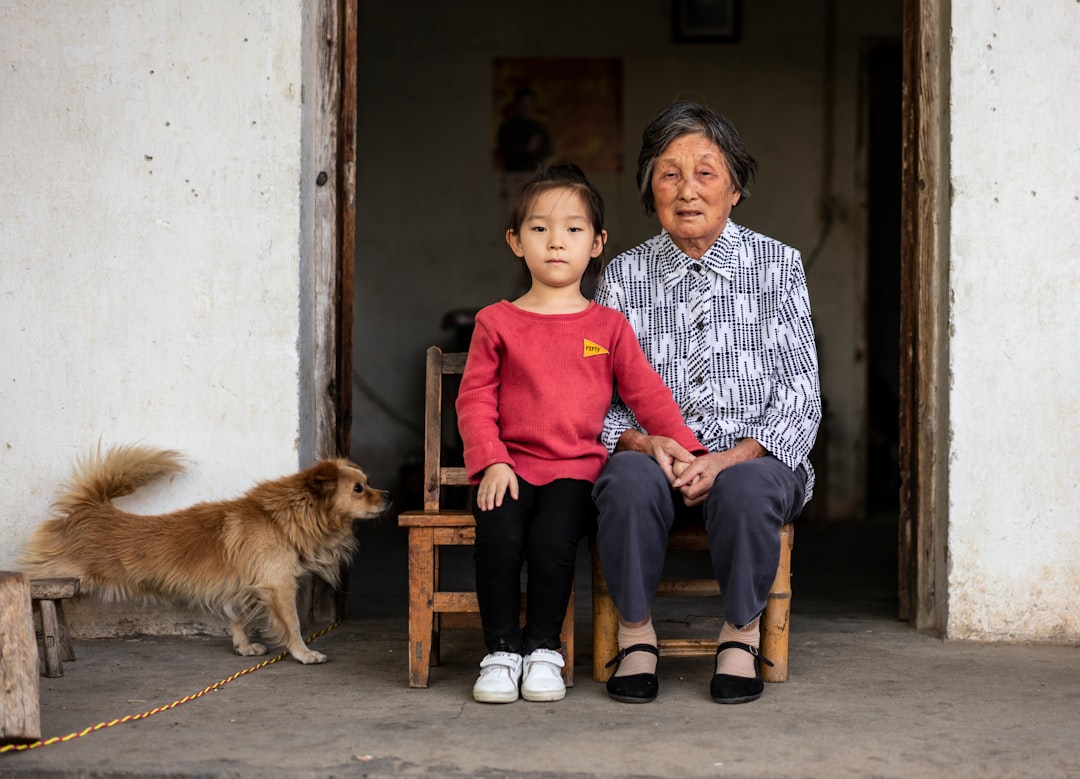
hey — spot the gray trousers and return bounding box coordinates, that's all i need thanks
[592,451,806,628]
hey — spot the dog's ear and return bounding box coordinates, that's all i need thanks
[306,461,340,496]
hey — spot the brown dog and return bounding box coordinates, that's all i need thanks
[19,444,390,664]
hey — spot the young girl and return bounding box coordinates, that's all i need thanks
[456,164,705,703]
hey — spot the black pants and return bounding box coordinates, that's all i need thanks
[473,477,595,654]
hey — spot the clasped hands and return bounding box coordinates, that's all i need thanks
[618,429,718,507]
[645,433,768,506]
[652,438,713,507]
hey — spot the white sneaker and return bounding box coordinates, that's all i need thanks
[521,648,566,702]
[472,651,523,703]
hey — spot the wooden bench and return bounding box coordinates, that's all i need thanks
[29,577,80,678]
[591,522,794,683]
[0,571,40,744]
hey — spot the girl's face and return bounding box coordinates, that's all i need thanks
[506,187,606,293]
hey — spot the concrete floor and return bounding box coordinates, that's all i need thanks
[3,513,1078,779]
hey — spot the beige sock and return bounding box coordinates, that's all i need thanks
[715,619,759,678]
[613,620,657,677]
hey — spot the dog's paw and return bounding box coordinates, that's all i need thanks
[234,642,268,657]
[293,648,328,665]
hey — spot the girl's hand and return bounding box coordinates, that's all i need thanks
[671,458,698,479]
[476,463,518,511]
[672,457,702,489]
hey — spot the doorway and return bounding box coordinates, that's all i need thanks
[865,40,902,518]
[347,0,935,629]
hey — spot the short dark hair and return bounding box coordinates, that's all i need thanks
[636,102,757,215]
[506,163,607,283]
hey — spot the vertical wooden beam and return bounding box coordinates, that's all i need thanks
[306,0,342,463]
[302,0,357,622]
[898,0,920,625]
[327,0,358,619]
[336,0,357,459]
[303,0,357,461]
[899,0,949,632]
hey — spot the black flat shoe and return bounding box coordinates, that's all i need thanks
[710,641,774,704]
[605,643,659,703]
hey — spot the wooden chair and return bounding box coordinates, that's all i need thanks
[398,346,574,688]
[591,523,794,683]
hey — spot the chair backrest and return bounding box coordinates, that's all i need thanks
[421,346,469,511]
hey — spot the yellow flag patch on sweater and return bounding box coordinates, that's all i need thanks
[583,338,609,357]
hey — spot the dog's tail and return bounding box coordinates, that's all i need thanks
[51,443,187,516]
[19,444,187,578]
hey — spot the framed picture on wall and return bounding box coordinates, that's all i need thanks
[672,0,741,43]
[492,58,623,175]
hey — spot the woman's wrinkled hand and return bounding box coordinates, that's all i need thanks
[672,454,712,504]
[627,432,696,485]
[672,440,767,506]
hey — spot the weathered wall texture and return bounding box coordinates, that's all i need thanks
[4,1,1078,643]
[946,1,1080,639]
[1,2,305,633]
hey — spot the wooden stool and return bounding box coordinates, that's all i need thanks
[29,577,80,678]
[1,571,41,744]
[592,523,794,683]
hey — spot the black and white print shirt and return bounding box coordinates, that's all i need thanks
[594,220,822,499]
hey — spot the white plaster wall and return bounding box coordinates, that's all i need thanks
[947,1,1080,639]
[0,2,304,632]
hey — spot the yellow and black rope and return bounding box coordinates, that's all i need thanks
[1,621,340,755]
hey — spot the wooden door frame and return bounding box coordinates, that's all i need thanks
[303,0,357,464]
[300,0,358,624]
[899,0,948,632]
[337,0,358,459]
[307,0,946,631]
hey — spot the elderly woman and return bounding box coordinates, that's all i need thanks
[593,101,822,704]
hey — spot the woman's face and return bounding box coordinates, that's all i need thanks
[651,133,741,258]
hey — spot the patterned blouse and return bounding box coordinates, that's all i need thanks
[594,219,823,500]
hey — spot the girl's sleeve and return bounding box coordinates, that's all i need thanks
[595,274,644,452]
[455,315,514,483]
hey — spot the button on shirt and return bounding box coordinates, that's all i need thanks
[594,220,822,501]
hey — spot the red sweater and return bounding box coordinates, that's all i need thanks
[457,300,704,485]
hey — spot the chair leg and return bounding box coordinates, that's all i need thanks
[37,599,63,678]
[407,527,436,688]
[561,578,575,687]
[761,524,794,683]
[55,599,76,662]
[590,542,619,682]
[430,545,442,668]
